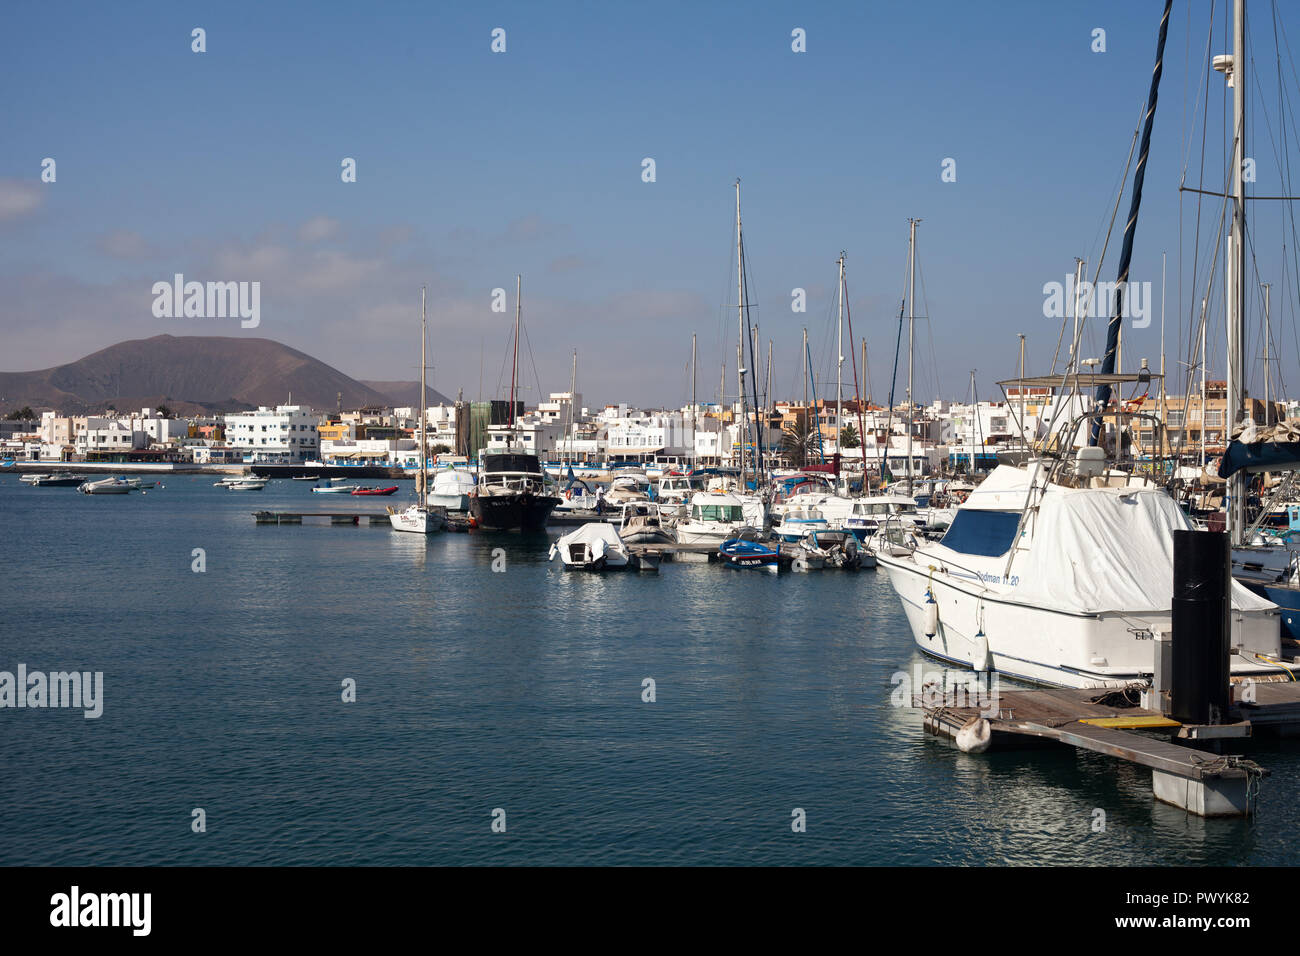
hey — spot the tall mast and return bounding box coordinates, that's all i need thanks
[1159,252,1167,458]
[1201,307,1208,468]
[419,285,428,503]
[735,179,748,484]
[837,251,845,457]
[906,219,918,491]
[802,328,808,408]
[862,338,869,404]
[969,371,978,474]
[1263,282,1272,425]
[567,349,577,463]
[1071,258,1084,373]
[766,339,773,429]
[690,333,697,466]
[1226,0,1247,542]
[1092,0,1172,443]
[510,274,521,438]
[863,337,870,483]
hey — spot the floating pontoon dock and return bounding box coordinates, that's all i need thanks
[916,680,1300,817]
[252,510,472,531]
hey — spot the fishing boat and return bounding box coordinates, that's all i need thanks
[351,485,398,496]
[467,277,561,532]
[390,286,447,535]
[548,522,637,571]
[470,452,561,531]
[77,477,133,495]
[718,532,780,575]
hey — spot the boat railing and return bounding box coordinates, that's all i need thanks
[1037,409,1169,490]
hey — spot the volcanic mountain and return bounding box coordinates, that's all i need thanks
[0,335,447,415]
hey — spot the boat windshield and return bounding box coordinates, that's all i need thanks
[938,509,1022,558]
[694,504,744,522]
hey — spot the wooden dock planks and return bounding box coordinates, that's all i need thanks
[915,681,1300,783]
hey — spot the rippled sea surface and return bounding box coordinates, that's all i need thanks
[1,473,1296,865]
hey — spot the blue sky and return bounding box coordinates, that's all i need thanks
[2,1,1296,408]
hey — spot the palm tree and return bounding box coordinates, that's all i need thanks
[781,418,821,468]
[839,422,861,449]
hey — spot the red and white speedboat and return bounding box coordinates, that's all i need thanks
[350,485,398,496]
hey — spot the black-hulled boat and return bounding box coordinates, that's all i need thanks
[469,452,560,531]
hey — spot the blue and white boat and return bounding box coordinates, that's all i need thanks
[718,534,780,575]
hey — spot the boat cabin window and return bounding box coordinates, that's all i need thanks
[938,509,1022,557]
[483,454,541,473]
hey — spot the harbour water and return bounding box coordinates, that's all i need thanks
[1,473,1297,865]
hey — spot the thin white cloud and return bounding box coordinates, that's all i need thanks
[297,215,341,243]
[97,230,153,259]
[0,180,44,222]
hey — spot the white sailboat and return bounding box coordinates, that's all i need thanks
[390,287,447,535]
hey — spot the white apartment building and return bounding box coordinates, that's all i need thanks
[136,408,189,446]
[225,405,320,463]
[73,416,144,456]
[604,411,692,458]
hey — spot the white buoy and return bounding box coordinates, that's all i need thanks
[956,716,992,754]
[973,631,992,671]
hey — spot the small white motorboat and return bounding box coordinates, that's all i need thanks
[549,522,638,571]
[311,479,353,494]
[215,476,267,491]
[77,477,133,495]
[387,504,447,534]
[225,479,267,491]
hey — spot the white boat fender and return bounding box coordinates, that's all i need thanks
[547,543,558,561]
[923,588,939,638]
[956,716,991,754]
[973,630,992,672]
